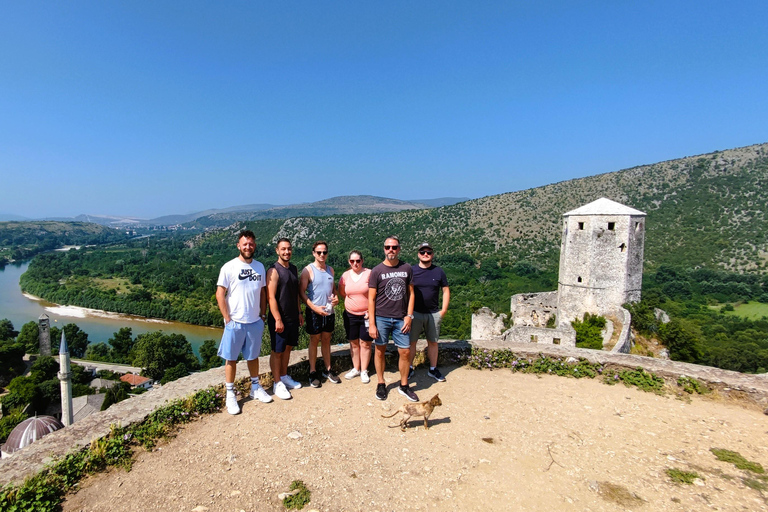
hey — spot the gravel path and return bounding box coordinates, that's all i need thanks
[64,366,768,511]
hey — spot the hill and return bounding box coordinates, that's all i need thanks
[213,143,767,273]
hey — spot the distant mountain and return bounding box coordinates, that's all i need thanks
[189,195,446,228]
[0,213,29,222]
[206,143,768,273]
[147,204,277,226]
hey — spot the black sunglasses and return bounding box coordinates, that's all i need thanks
[349,259,362,263]
[315,250,328,255]
[384,245,399,250]
[419,250,433,255]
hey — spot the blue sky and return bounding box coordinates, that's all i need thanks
[1,1,767,219]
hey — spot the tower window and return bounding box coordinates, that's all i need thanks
[635,221,642,232]
[619,243,626,252]
[577,276,582,283]
[578,222,584,230]
[607,222,615,231]
[553,338,561,345]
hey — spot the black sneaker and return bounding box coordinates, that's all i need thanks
[399,385,419,402]
[428,367,446,382]
[408,366,414,380]
[375,383,388,401]
[309,370,322,388]
[323,368,340,384]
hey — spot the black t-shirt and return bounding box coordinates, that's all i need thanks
[269,262,300,323]
[369,261,412,319]
[412,264,448,313]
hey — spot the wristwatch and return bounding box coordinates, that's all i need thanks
[407,314,414,319]
[260,314,267,320]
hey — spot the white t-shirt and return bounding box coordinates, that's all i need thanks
[217,257,266,324]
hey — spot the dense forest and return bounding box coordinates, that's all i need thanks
[0,221,130,265]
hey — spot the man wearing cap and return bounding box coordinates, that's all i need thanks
[409,242,450,382]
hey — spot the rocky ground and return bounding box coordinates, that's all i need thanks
[63,365,768,511]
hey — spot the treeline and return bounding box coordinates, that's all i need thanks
[627,265,768,373]
[18,231,558,339]
[0,221,130,265]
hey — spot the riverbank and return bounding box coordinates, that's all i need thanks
[21,291,172,324]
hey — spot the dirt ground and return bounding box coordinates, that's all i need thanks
[64,366,768,512]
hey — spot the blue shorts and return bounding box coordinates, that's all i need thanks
[373,317,410,349]
[268,314,300,353]
[218,320,264,361]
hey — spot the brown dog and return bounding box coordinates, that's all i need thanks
[381,394,442,431]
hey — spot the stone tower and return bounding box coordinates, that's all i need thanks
[38,313,51,356]
[556,197,646,327]
[58,331,74,427]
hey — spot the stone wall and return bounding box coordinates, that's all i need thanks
[509,291,557,327]
[502,325,576,346]
[610,307,633,354]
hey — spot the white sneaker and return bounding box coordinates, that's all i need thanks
[273,381,292,400]
[345,368,361,380]
[360,370,370,384]
[226,391,240,415]
[250,384,273,403]
[281,375,302,390]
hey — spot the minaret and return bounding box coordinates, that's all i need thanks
[58,331,74,426]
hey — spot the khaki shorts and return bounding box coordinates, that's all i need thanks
[409,311,442,343]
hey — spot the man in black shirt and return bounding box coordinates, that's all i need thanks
[368,236,418,402]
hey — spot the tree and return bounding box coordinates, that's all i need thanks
[16,321,39,354]
[131,331,200,382]
[101,382,130,411]
[160,363,190,385]
[0,341,25,386]
[51,324,90,358]
[0,319,17,341]
[573,313,606,350]
[199,339,222,371]
[659,318,702,364]
[108,327,134,363]
[29,356,59,383]
[84,342,112,362]
[2,376,41,413]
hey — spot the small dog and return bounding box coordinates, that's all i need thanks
[381,394,442,431]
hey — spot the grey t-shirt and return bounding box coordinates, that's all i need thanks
[369,261,412,319]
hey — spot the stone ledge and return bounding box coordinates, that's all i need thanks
[3,339,768,488]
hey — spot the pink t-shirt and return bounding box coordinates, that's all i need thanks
[340,268,371,316]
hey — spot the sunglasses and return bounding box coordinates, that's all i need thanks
[349,259,362,263]
[419,250,433,255]
[315,250,328,255]
[384,245,399,250]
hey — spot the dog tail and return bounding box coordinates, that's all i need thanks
[381,412,399,418]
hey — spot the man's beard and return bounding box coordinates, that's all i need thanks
[386,253,398,261]
[240,249,254,260]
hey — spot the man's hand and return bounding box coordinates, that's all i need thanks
[274,317,284,333]
[401,316,412,334]
[369,324,378,340]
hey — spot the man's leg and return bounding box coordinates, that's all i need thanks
[280,346,293,376]
[321,331,332,370]
[374,344,387,384]
[427,341,439,368]
[270,351,282,381]
[308,334,320,372]
[225,360,237,383]
[398,347,411,386]
[246,358,260,378]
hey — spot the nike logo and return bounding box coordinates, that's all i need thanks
[238,269,261,281]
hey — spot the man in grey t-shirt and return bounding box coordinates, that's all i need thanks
[368,236,418,402]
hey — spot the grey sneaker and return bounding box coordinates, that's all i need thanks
[399,385,419,402]
[428,367,446,382]
[324,368,340,384]
[309,370,322,388]
[375,383,388,401]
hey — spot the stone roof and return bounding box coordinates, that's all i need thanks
[89,378,118,389]
[72,394,106,423]
[563,197,646,217]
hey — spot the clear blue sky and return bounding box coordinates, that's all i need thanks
[1,1,767,219]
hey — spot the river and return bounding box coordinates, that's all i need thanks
[0,262,223,355]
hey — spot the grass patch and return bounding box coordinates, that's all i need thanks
[283,480,311,510]
[742,477,768,491]
[677,376,709,394]
[666,468,702,485]
[711,448,765,473]
[723,301,768,320]
[597,481,645,507]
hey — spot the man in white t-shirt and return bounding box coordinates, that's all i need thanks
[216,229,272,415]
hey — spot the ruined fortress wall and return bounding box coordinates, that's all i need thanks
[503,325,576,346]
[510,291,558,327]
[611,307,633,354]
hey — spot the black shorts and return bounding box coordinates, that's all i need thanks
[305,307,335,335]
[268,314,300,353]
[343,310,373,342]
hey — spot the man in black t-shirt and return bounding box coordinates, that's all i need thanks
[368,236,418,402]
[409,242,450,382]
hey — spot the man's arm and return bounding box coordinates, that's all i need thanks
[260,286,267,319]
[329,266,339,306]
[402,283,414,333]
[440,286,451,317]
[299,267,324,315]
[266,268,283,332]
[216,285,230,325]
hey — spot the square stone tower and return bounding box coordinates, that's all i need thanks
[556,198,646,327]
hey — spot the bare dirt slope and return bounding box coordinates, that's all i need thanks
[64,366,768,512]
